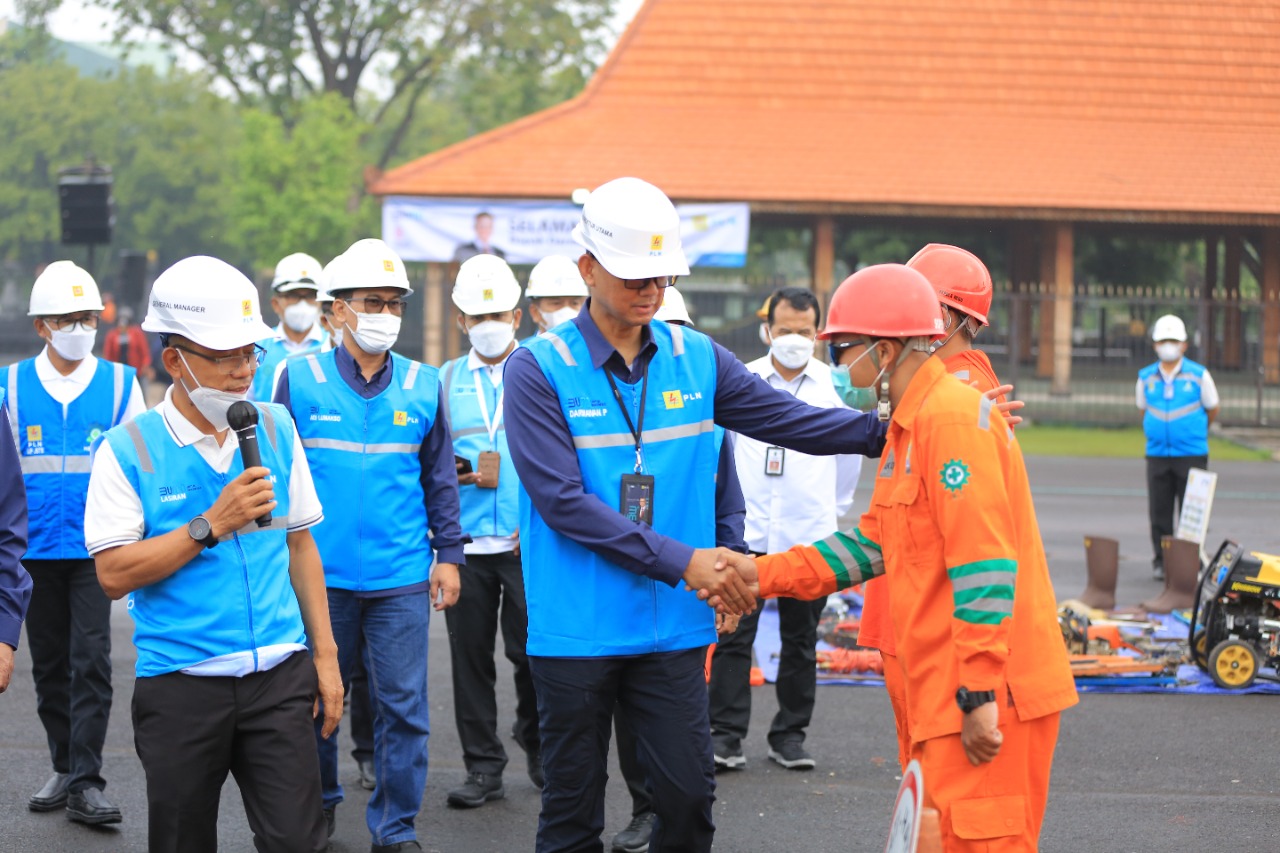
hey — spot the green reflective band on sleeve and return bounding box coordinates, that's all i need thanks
[814,528,884,589]
[948,558,1016,624]
[854,528,882,553]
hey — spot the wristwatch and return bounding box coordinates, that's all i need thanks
[955,686,996,714]
[187,515,219,549]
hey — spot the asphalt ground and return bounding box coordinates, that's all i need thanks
[2,455,1279,852]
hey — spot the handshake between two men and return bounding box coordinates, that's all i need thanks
[682,548,762,615]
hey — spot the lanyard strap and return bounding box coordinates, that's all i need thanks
[605,366,648,474]
[473,367,504,447]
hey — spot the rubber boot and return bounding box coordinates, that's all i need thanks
[1141,536,1200,613]
[1078,535,1119,610]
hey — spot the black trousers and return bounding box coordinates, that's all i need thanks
[1146,455,1208,562]
[444,550,539,775]
[132,650,327,853]
[24,558,113,793]
[530,648,716,853]
[348,643,374,764]
[614,701,651,818]
[707,595,825,750]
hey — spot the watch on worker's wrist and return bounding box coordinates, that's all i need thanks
[187,515,219,549]
[955,686,996,714]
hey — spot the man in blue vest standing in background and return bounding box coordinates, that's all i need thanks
[503,177,890,853]
[4,260,144,825]
[1136,314,1219,580]
[440,254,542,808]
[252,252,328,402]
[276,237,465,853]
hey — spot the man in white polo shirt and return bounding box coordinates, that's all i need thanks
[708,287,861,772]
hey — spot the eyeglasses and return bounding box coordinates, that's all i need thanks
[827,340,867,365]
[341,295,408,315]
[622,276,678,292]
[44,313,101,331]
[173,344,266,376]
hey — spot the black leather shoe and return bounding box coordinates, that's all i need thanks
[324,805,336,839]
[28,773,70,812]
[611,812,656,852]
[371,842,422,852]
[446,772,504,808]
[66,788,122,825]
[357,758,376,791]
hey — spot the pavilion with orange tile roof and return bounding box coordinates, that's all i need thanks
[370,0,1280,387]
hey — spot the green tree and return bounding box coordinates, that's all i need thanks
[231,92,372,268]
[47,0,616,169]
[0,31,240,276]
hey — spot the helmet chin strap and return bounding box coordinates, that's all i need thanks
[870,337,932,422]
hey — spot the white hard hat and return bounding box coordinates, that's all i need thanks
[142,256,274,350]
[271,252,323,293]
[28,261,105,316]
[653,287,694,326]
[315,255,339,304]
[1151,314,1187,343]
[571,177,690,280]
[452,254,522,315]
[526,255,588,299]
[327,239,413,295]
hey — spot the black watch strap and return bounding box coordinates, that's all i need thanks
[955,686,997,713]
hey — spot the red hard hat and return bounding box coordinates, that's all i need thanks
[819,264,946,340]
[906,243,992,326]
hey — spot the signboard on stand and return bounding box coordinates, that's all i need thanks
[885,760,924,853]
[1175,468,1217,548]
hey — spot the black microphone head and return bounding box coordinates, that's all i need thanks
[227,401,259,432]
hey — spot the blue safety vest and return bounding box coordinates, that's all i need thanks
[103,404,304,677]
[520,320,719,657]
[441,356,519,541]
[3,358,135,559]
[286,350,438,591]
[252,334,325,402]
[1139,359,1210,457]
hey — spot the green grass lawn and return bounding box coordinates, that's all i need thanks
[1015,425,1272,461]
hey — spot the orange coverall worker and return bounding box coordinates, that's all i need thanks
[756,357,1076,851]
[861,348,1007,768]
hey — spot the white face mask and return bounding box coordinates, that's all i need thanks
[1155,342,1182,363]
[282,300,320,334]
[176,350,248,432]
[45,322,97,362]
[767,330,814,371]
[468,319,516,359]
[324,318,344,350]
[347,311,400,354]
[539,306,578,332]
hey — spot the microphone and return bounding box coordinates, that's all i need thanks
[227,401,272,528]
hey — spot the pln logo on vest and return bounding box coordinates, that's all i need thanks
[662,390,684,409]
[393,410,409,426]
[26,425,42,443]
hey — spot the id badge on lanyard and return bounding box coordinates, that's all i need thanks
[606,367,655,525]
[474,369,504,489]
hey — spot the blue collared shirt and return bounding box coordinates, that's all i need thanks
[0,404,32,649]
[503,301,885,585]
[274,345,467,594]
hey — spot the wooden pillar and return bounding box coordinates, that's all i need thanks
[1223,236,1243,370]
[1035,225,1056,379]
[812,216,836,306]
[1201,237,1218,365]
[1049,222,1074,395]
[423,262,446,367]
[1263,228,1280,384]
[1007,224,1037,363]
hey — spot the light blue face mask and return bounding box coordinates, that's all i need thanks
[830,346,886,415]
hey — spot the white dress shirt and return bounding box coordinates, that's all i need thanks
[731,356,862,553]
[84,387,324,676]
[35,348,147,419]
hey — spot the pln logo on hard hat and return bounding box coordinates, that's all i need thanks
[241,300,253,318]
[483,288,494,302]
[72,285,84,298]
[382,259,395,272]
[650,235,664,252]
